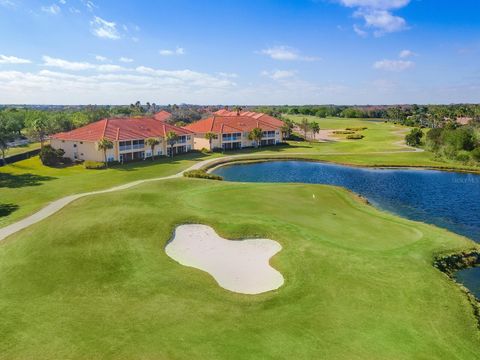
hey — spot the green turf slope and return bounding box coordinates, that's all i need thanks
[0,179,478,359]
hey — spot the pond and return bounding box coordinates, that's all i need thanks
[213,160,480,298]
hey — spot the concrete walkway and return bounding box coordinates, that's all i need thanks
[0,148,423,243]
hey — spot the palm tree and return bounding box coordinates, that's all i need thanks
[204,132,217,150]
[145,138,160,161]
[233,105,242,115]
[299,118,310,140]
[166,131,178,158]
[310,121,320,140]
[248,127,263,148]
[96,138,113,167]
[281,119,293,140]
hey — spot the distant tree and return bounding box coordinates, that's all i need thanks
[299,118,310,140]
[96,138,114,167]
[0,114,15,165]
[281,119,294,140]
[146,138,160,161]
[405,128,424,147]
[248,127,263,148]
[166,131,179,157]
[205,132,217,149]
[310,121,320,140]
[25,112,50,148]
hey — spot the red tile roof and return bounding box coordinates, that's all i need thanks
[185,112,284,134]
[153,110,172,122]
[51,117,192,142]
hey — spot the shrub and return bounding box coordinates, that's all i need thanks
[345,127,367,131]
[39,145,65,167]
[405,128,424,147]
[84,160,106,170]
[201,147,212,154]
[456,150,471,163]
[183,170,223,180]
[346,134,364,140]
[471,147,480,162]
[333,130,355,135]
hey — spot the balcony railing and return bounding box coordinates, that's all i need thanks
[119,145,132,151]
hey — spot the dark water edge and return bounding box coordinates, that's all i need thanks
[213,160,480,298]
[455,267,480,299]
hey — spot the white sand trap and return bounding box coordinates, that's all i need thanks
[165,224,284,295]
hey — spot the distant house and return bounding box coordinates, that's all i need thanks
[184,110,284,150]
[51,113,193,162]
[153,110,172,122]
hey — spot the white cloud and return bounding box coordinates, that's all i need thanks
[356,9,407,36]
[399,49,415,58]
[119,57,134,63]
[41,4,61,14]
[159,47,185,56]
[95,55,108,62]
[0,0,16,7]
[338,0,410,9]
[42,55,95,71]
[261,70,297,80]
[42,55,126,72]
[0,66,237,104]
[58,0,66,4]
[353,24,368,37]
[90,16,120,40]
[259,46,318,61]
[336,0,410,36]
[82,0,96,11]
[373,59,414,71]
[0,54,31,64]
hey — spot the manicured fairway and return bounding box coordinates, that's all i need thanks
[0,178,478,359]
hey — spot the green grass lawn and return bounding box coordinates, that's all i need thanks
[5,142,41,157]
[0,178,478,359]
[0,152,219,228]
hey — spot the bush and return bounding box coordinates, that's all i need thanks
[471,147,480,162]
[84,161,106,169]
[346,134,364,140]
[201,147,212,154]
[333,130,355,135]
[183,170,223,180]
[405,128,424,147]
[39,145,65,167]
[456,150,471,163]
[345,127,367,131]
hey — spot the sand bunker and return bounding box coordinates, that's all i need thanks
[165,224,284,295]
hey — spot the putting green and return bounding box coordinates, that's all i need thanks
[0,178,478,359]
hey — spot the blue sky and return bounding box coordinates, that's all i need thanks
[0,0,479,105]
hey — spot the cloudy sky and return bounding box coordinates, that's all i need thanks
[1,0,479,105]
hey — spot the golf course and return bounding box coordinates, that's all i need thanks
[0,179,479,359]
[0,117,479,359]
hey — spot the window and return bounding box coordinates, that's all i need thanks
[73,144,77,148]
[80,141,83,144]
[119,141,132,151]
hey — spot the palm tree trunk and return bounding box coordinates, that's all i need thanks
[104,151,108,168]
[1,149,6,166]
[151,146,155,161]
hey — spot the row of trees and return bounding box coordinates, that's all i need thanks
[252,104,480,128]
[405,123,480,163]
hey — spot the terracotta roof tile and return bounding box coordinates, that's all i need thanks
[51,116,191,142]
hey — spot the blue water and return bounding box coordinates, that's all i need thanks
[213,161,480,297]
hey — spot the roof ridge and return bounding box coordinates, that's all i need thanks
[116,127,120,141]
[101,119,109,139]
